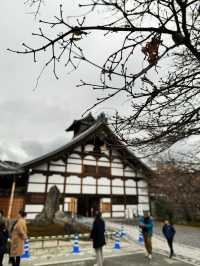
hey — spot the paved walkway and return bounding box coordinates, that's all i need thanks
[107,221,200,266]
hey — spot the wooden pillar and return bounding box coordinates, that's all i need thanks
[7,177,16,219]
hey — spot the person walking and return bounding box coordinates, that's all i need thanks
[139,211,154,259]
[90,211,106,266]
[10,210,27,266]
[162,220,176,258]
[0,222,9,266]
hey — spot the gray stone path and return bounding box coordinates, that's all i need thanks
[107,221,200,266]
[154,223,200,248]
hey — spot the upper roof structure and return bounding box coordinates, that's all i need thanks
[0,161,24,176]
[21,113,152,177]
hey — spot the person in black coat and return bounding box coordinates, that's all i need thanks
[162,220,176,258]
[0,222,9,266]
[90,211,106,266]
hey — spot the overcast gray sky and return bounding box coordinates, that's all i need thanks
[0,0,131,163]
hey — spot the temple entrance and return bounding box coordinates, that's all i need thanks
[77,196,100,217]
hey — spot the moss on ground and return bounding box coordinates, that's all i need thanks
[27,222,90,237]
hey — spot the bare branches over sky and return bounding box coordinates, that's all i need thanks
[10,0,200,155]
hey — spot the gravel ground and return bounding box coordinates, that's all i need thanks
[154,223,200,248]
[111,219,200,248]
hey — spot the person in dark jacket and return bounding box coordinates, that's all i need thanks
[90,211,106,266]
[162,220,176,258]
[0,222,9,266]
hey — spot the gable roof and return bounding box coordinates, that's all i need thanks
[21,116,152,177]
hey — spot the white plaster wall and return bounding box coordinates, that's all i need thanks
[49,164,65,172]
[67,164,82,173]
[84,144,94,152]
[98,157,110,167]
[101,198,111,203]
[138,188,148,195]
[83,176,96,185]
[27,183,46,193]
[67,175,81,184]
[112,178,123,186]
[111,168,123,176]
[65,184,81,194]
[83,155,96,165]
[47,184,64,193]
[138,196,149,203]
[125,187,137,195]
[26,213,37,220]
[48,175,64,184]
[52,159,65,165]
[29,174,47,183]
[112,159,123,168]
[138,180,148,188]
[98,177,110,186]
[124,166,136,177]
[125,179,136,187]
[112,187,124,194]
[102,213,111,218]
[98,186,111,194]
[82,185,96,194]
[25,204,43,212]
[112,205,125,211]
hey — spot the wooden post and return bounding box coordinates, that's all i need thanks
[7,177,16,219]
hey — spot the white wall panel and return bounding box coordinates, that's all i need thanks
[26,213,37,220]
[83,176,96,185]
[27,183,46,193]
[138,188,148,195]
[48,175,64,184]
[67,176,81,184]
[112,187,124,194]
[29,174,47,183]
[33,164,48,171]
[82,185,96,194]
[98,186,111,194]
[111,168,123,176]
[47,184,64,193]
[49,165,65,172]
[112,205,125,211]
[112,212,124,217]
[83,155,96,165]
[112,178,123,186]
[101,198,111,203]
[125,187,137,195]
[52,159,65,165]
[98,157,110,167]
[138,196,149,203]
[84,144,94,152]
[67,164,82,173]
[112,159,123,168]
[138,180,148,188]
[124,166,136,177]
[102,213,111,218]
[98,177,110,186]
[65,184,81,194]
[125,179,136,187]
[25,204,43,212]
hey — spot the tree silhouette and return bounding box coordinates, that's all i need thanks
[9,0,200,154]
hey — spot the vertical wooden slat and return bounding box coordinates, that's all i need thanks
[7,179,16,219]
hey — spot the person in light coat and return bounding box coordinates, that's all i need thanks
[10,210,27,266]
